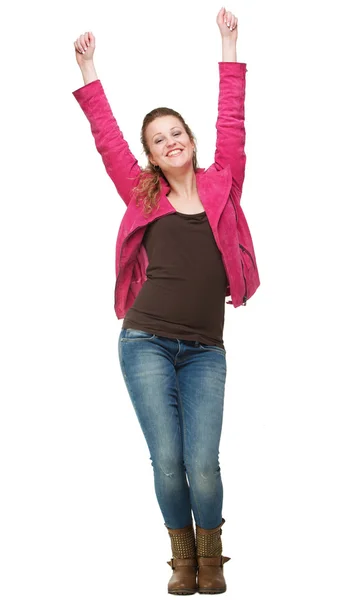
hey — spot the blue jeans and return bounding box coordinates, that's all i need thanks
[117,328,227,529]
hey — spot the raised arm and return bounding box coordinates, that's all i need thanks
[73,32,141,206]
[214,9,247,201]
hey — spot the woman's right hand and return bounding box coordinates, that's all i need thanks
[74,31,96,68]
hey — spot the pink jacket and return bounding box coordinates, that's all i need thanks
[73,62,260,319]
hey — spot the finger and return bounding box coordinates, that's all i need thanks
[77,43,86,54]
[76,36,84,53]
[225,11,231,26]
[82,33,89,52]
[74,39,83,54]
[79,34,87,53]
[230,15,236,30]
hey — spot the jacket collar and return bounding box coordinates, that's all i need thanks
[129,165,232,231]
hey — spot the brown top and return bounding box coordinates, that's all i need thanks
[123,210,228,349]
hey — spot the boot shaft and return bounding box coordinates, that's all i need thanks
[165,523,196,559]
[196,517,225,557]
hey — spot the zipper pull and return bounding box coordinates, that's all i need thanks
[243,296,247,306]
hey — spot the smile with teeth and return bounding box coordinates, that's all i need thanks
[167,149,183,157]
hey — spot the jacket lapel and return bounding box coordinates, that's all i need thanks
[125,164,232,233]
[195,165,232,230]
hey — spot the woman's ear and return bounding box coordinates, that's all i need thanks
[148,152,155,167]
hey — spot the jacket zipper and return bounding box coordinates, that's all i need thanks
[239,244,250,306]
[229,203,249,305]
[240,259,248,306]
[239,243,255,270]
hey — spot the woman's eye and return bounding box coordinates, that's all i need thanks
[155,132,180,144]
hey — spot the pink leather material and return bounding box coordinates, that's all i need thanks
[73,62,260,319]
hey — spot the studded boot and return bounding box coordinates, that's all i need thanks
[196,518,231,594]
[165,522,198,595]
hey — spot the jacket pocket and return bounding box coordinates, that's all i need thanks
[239,243,256,270]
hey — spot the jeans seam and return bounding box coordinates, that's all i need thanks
[176,374,202,526]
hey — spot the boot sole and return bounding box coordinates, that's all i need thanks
[168,591,197,595]
[198,588,227,594]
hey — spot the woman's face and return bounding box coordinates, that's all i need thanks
[146,116,194,173]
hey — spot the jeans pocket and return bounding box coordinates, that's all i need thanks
[199,343,226,355]
[120,328,156,341]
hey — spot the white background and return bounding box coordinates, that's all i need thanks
[1,0,361,598]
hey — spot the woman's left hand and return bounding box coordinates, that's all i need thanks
[216,7,238,42]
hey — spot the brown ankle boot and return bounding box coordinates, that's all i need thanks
[196,518,231,594]
[165,522,198,595]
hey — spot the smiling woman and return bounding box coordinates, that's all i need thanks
[147,116,195,169]
[72,6,259,596]
[132,108,200,216]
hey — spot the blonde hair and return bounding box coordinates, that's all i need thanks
[131,107,199,216]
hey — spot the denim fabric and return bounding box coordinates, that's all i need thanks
[118,328,227,529]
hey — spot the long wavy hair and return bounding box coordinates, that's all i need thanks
[131,107,199,216]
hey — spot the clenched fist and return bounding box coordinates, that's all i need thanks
[216,7,238,41]
[74,31,96,67]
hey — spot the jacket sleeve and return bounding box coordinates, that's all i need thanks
[214,62,247,203]
[72,80,141,206]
